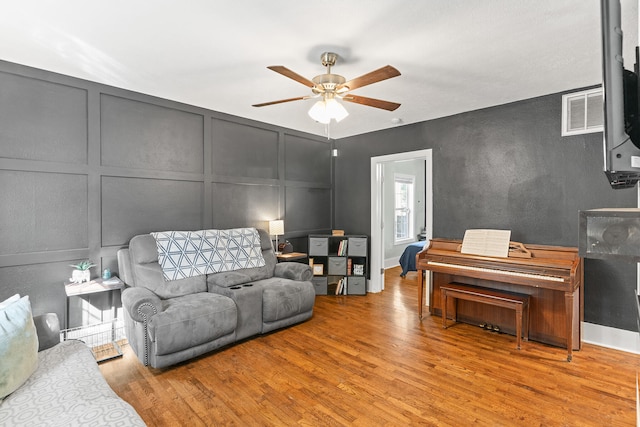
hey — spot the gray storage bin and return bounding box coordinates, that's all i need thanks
[311,277,327,295]
[309,237,328,256]
[327,257,347,275]
[348,237,367,257]
[347,276,366,295]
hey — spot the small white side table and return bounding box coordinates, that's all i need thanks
[64,277,124,361]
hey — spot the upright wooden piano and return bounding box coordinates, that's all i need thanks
[417,238,583,361]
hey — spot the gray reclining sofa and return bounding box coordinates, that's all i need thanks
[117,228,315,368]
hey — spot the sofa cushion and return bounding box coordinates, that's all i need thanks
[149,292,237,356]
[0,295,39,400]
[259,278,316,323]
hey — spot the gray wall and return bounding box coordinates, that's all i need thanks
[335,91,638,331]
[2,58,637,333]
[0,60,332,327]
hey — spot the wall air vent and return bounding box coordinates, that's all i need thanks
[561,87,604,136]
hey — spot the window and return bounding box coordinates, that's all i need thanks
[561,87,603,136]
[394,174,414,243]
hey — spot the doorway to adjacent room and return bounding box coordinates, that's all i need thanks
[370,149,433,302]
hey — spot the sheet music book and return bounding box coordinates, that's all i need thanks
[460,229,511,258]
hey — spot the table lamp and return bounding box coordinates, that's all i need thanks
[269,220,284,254]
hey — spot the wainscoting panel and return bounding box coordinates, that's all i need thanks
[101,176,204,246]
[0,170,88,255]
[0,71,88,164]
[211,118,279,180]
[0,261,70,327]
[285,186,332,232]
[284,133,332,184]
[210,182,279,230]
[100,94,205,173]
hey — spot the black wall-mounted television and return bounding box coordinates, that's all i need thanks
[601,0,640,189]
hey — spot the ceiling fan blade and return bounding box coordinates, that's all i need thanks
[338,65,401,92]
[343,94,401,111]
[252,96,307,107]
[267,66,316,88]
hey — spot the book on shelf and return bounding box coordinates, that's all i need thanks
[335,278,347,295]
[353,264,364,275]
[347,258,352,276]
[337,239,348,256]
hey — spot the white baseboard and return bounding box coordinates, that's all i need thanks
[384,259,399,269]
[583,322,640,354]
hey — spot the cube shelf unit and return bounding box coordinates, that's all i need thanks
[308,234,368,295]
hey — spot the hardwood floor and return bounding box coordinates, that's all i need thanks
[100,267,640,426]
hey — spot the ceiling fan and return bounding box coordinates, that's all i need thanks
[252,52,401,124]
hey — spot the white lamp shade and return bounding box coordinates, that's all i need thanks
[269,220,284,235]
[325,98,349,122]
[308,98,349,124]
[308,100,331,124]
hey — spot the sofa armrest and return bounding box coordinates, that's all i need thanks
[33,313,61,351]
[121,287,162,322]
[274,262,313,281]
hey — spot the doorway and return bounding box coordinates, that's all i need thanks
[369,150,433,300]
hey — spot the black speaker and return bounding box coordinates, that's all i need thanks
[579,208,640,262]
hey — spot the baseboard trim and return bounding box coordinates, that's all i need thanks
[583,322,640,354]
[384,259,399,269]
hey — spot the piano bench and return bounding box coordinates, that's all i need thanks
[440,283,530,350]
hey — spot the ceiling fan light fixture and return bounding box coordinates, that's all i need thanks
[255,52,401,127]
[308,98,349,124]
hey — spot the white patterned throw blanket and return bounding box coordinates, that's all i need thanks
[151,228,266,281]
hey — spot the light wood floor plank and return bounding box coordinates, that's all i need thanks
[100,267,640,426]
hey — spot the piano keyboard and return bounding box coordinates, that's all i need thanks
[426,261,566,282]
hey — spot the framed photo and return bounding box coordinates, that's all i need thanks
[313,264,324,275]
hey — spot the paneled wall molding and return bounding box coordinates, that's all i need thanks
[210,175,280,186]
[0,59,332,323]
[283,180,332,189]
[0,249,89,268]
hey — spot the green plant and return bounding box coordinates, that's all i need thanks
[69,260,95,271]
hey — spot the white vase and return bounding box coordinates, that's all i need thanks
[71,269,91,284]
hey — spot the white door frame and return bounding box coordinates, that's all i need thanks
[369,149,433,294]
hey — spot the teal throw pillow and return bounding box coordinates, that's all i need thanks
[0,294,39,399]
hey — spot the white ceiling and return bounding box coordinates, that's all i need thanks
[0,1,636,139]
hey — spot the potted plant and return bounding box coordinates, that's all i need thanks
[69,260,95,284]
